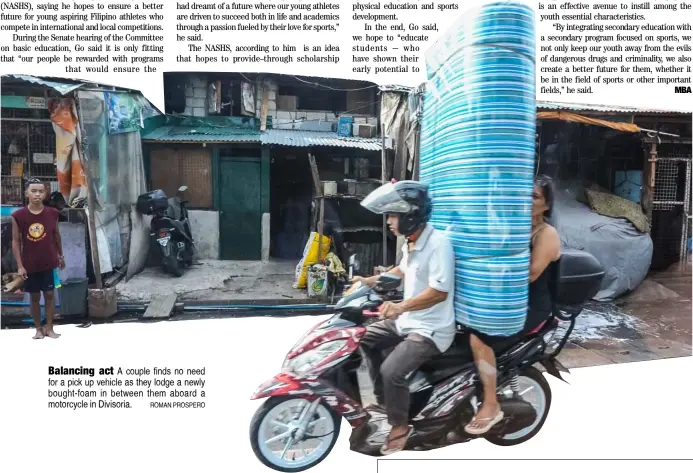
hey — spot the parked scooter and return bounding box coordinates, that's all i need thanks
[248,249,604,471]
[136,186,195,277]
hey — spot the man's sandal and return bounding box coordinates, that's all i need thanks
[380,426,413,455]
[464,410,504,435]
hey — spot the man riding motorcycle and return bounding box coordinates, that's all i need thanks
[354,180,456,455]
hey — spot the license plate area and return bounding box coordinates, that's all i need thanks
[157,236,170,246]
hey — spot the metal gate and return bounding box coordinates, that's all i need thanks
[0,108,58,205]
[651,146,691,266]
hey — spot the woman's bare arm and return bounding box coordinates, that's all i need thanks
[529,226,561,283]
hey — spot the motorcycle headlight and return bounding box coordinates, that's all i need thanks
[283,340,348,375]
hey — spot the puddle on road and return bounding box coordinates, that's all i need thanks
[556,304,645,342]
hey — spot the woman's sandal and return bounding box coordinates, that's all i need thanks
[380,426,413,455]
[464,410,504,435]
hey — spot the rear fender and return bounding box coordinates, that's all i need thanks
[250,372,371,427]
[540,357,571,384]
[158,239,173,257]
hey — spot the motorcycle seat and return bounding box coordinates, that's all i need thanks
[417,322,547,384]
[171,219,186,233]
[420,331,519,372]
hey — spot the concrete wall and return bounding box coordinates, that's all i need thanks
[189,210,219,259]
[188,210,269,262]
[255,78,278,120]
[173,74,379,129]
[261,76,378,131]
[272,111,378,130]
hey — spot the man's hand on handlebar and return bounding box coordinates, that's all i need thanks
[379,301,405,320]
[351,275,378,287]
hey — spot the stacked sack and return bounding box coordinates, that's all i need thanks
[419,1,536,337]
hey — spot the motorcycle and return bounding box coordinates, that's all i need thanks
[248,249,605,471]
[136,186,195,277]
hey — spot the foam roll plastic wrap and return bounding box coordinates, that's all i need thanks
[419,1,536,337]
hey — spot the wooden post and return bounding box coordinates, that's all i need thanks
[643,139,657,224]
[381,134,388,267]
[317,197,325,263]
[308,153,323,198]
[308,153,325,263]
[85,172,103,289]
[260,83,269,131]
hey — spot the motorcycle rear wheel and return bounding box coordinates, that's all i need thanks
[165,250,183,277]
[485,366,552,446]
[250,396,341,472]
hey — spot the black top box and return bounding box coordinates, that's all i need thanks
[136,189,168,215]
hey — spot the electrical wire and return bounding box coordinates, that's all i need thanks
[238,72,378,92]
[290,75,379,92]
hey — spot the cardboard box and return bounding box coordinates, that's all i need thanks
[353,123,376,138]
[88,287,117,319]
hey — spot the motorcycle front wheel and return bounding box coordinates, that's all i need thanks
[485,366,552,446]
[250,396,341,472]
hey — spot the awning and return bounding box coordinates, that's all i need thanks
[1,74,148,97]
[537,100,690,114]
[141,126,262,143]
[142,126,389,150]
[261,129,386,151]
[536,111,641,133]
[2,74,86,95]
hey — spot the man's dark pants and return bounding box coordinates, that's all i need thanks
[360,319,440,427]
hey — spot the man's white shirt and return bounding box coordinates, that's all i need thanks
[396,224,456,353]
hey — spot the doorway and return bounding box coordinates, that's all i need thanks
[219,156,262,260]
[270,149,312,259]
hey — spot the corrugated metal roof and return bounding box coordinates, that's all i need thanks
[536,100,689,114]
[2,74,86,95]
[141,126,262,143]
[261,130,384,150]
[143,126,386,150]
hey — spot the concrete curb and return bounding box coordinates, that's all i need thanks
[1,303,335,329]
[117,298,329,307]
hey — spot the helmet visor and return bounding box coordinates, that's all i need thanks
[361,182,412,214]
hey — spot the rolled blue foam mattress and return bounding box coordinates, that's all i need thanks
[419,1,536,337]
[452,250,531,334]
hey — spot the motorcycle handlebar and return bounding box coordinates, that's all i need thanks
[362,310,380,318]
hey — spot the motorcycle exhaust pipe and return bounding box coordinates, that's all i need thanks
[493,397,538,434]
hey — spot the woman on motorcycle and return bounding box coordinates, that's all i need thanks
[464,175,561,435]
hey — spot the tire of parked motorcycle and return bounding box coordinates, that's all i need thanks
[165,251,183,277]
[249,396,341,473]
[485,366,552,447]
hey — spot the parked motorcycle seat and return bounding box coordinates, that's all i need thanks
[171,219,186,234]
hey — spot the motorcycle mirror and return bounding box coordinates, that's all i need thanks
[178,185,188,193]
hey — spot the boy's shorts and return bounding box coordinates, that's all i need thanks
[24,270,55,294]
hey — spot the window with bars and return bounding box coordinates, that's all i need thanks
[149,147,213,209]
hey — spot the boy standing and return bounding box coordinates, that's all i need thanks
[11,178,65,339]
